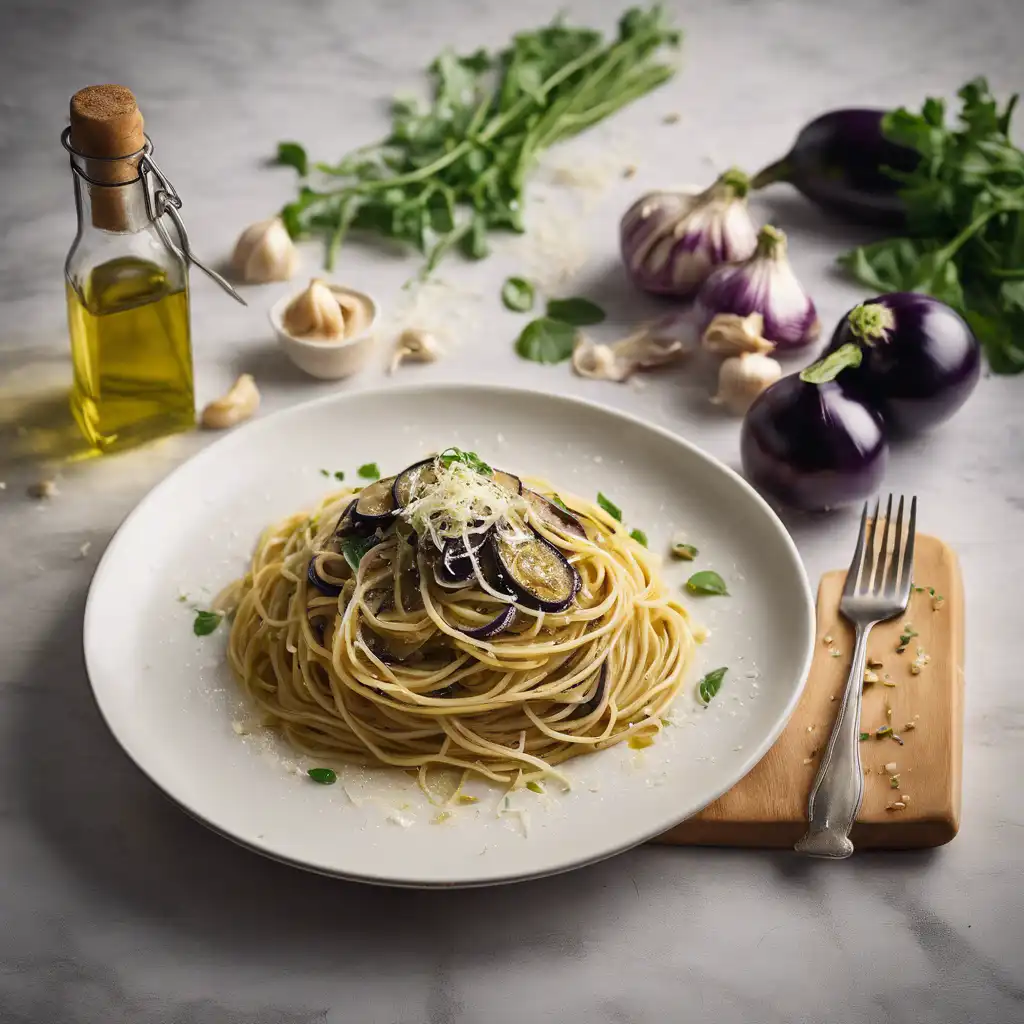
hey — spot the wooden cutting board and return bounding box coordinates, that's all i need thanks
[653,533,964,849]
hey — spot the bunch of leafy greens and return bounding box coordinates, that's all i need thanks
[839,78,1024,374]
[275,7,681,277]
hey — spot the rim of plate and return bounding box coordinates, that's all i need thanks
[83,381,816,887]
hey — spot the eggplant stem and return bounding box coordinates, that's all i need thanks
[847,302,896,343]
[800,343,863,385]
[750,157,792,190]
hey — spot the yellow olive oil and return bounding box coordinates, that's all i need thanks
[66,255,194,453]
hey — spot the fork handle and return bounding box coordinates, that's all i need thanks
[795,621,873,859]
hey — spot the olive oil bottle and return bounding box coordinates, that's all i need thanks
[64,85,195,454]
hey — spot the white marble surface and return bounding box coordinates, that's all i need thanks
[2,0,1024,1020]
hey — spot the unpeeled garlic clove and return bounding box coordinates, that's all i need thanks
[283,279,346,339]
[701,312,775,356]
[572,315,697,383]
[711,353,782,415]
[201,374,261,429]
[389,329,442,373]
[231,218,298,283]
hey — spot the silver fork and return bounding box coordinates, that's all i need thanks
[794,494,917,859]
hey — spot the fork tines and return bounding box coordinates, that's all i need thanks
[843,494,917,601]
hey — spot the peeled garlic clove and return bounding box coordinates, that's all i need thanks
[336,292,372,339]
[572,317,696,383]
[702,312,774,356]
[231,218,298,283]
[711,353,782,415]
[283,279,346,339]
[201,374,261,429]
[389,329,441,373]
[572,335,628,381]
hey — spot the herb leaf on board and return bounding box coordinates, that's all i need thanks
[546,297,607,326]
[697,667,727,705]
[502,277,536,313]
[515,317,577,364]
[193,610,223,636]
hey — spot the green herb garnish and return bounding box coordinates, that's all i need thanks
[838,78,1024,374]
[526,780,544,794]
[357,462,381,480]
[686,570,729,596]
[876,725,894,738]
[629,528,648,547]
[545,296,607,326]
[340,535,379,571]
[515,317,577,364]
[551,495,570,512]
[596,492,622,521]
[696,666,728,705]
[671,542,698,561]
[859,732,870,741]
[334,470,345,481]
[276,141,308,176]
[502,277,535,313]
[276,9,681,276]
[897,625,919,652]
[319,469,330,477]
[193,610,223,636]
[307,767,337,785]
[437,447,493,475]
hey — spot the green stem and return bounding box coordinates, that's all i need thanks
[800,343,864,385]
[750,157,792,190]
[847,302,896,343]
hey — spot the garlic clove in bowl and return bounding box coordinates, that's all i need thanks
[270,281,378,381]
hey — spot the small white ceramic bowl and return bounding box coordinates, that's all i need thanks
[269,284,378,381]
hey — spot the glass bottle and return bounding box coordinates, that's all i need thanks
[63,84,242,455]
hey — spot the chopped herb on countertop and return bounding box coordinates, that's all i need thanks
[357,462,381,480]
[307,767,337,785]
[545,296,607,326]
[501,277,535,313]
[334,470,346,481]
[193,610,223,636]
[515,317,577,364]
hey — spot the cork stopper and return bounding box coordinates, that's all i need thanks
[69,85,146,230]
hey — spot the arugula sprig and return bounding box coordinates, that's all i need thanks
[839,78,1024,373]
[276,8,681,275]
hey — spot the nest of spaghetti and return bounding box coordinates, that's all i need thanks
[223,448,693,788]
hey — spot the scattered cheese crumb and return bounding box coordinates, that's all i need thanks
[884,761,898,773]
[829,649,842,659]
[802,757,814,765]
[910,647,931,675]
[887,801,907,811]
[901,794,911,803]
[903,721,916,732]
[623,164,638,178]
[662,112,681,124]
[28,479,58,499]
[77,541,92,559]
[230,720,248,736]
[0,481,6,489]
[806,725,814,733]
[864,668,879,685]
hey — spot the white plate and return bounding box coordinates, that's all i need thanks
[85,384,814,887]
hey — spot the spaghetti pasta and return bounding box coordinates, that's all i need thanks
[219,451,694,787]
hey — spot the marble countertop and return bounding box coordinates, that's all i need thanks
[2,0,1023,1020]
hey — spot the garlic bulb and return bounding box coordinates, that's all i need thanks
[572,315,697,382]
[230,218,298,283]
[389,329,442,373]
[283,279,346,339]
[702,312,775,356]
[711,353,782,415]
[694,225,820,350]
[619,169,759,298]
[201,374,261,429]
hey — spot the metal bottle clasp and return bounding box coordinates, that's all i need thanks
[61,128,246,306]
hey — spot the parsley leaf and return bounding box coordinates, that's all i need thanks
[193,610,223,637]
[438,447,493,475]
[696,667,727,705]
[685,570,729,596]
[502,277,535,313]
[334,470,345,481]
[596,492,622,521]
[839,77,1024,374]
[629,528,648,547]
[546,297,606,326]
[276,141,308,176]
[340,535,379,571]
[357,462,381,480]
[307,767,337,785]
[515,317,577,363]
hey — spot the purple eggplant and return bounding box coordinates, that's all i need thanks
[352,476,397,528]
[392,459,436,509]
[436,528,492,585]
[524,489,586,538]
[741,374,888,512]
[308,552,347,596]
[459,604,516,640]
[812,293,981,435]
[333,499,360,537]
[494,470,523,495]
[751,109,918,227]
[490,528,580,612]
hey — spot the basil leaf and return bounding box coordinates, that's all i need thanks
[671,542,698,561]
[357,462,381,480]
[596,492,622,521]
[307,767,338,785]
[515,317,577,364]
[686,570,729,596]
[629,528,648,547]
[438,447,493,475]
[340,535,379,571]
[334,470,345,481]
[546,296,606,326]
[276,141,308,176]
[193,610,223,637]
[696,666,727,706]
[502,276,535,313]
